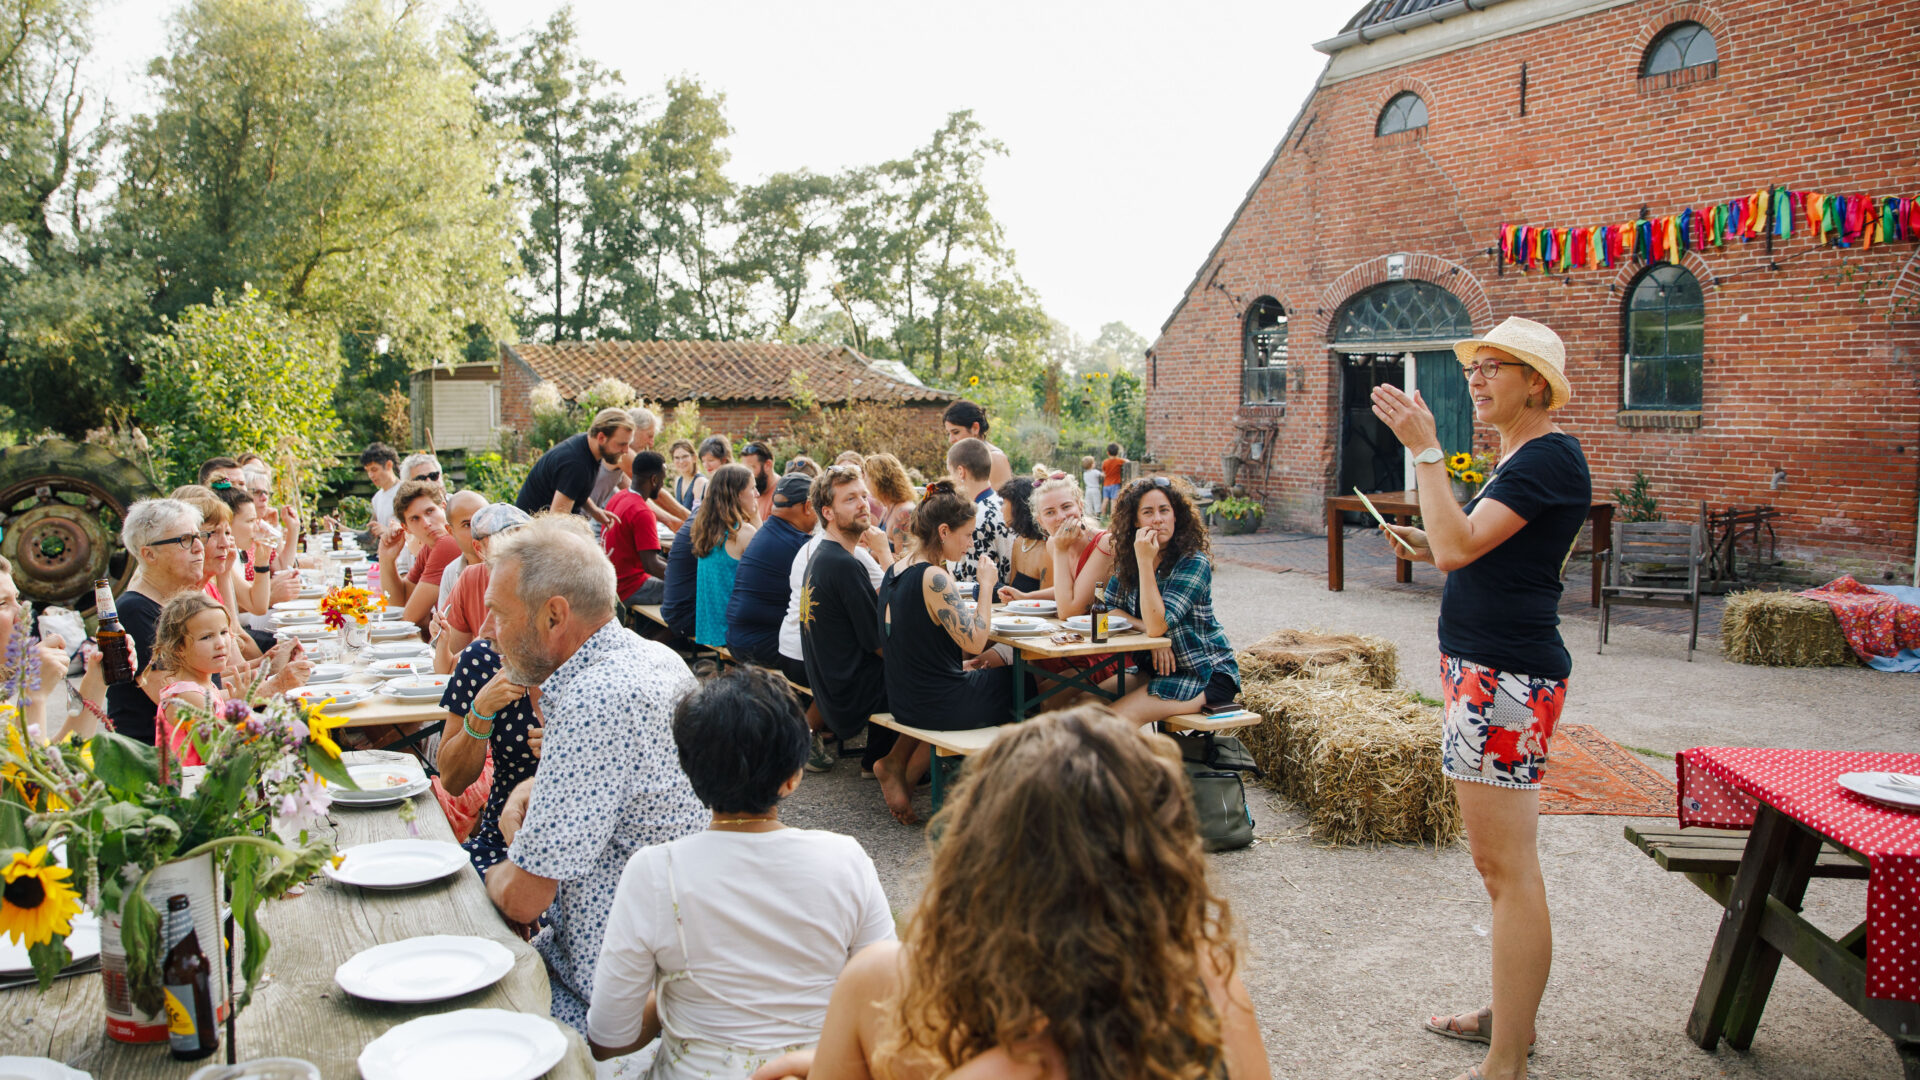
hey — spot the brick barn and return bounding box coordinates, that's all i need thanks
[410,341,951,451]
[1146,0,1920,580]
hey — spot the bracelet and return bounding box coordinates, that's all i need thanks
[463,712,495,740]
[254,565,270,573]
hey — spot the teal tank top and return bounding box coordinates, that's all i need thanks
[694,529,741,647]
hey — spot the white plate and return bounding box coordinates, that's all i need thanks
[332,764,431,807]
[276,625,334,642]
[1838,772,1920,811]
[384,675,451,698]
[1003,599,1057,615]
[991,616,1048,635]
[369,623,421,641]
[286,684,373,709]
[1063,614,1133,634]
[272,599,321,612]
[366,642,432,659]
[357,1009,567,1080]
[0,1058,91,1080]
[273,610,325,625]
[0,914,99,977]
[325,839,467,890]
[308,663,354,683]
[336,936,514,1004]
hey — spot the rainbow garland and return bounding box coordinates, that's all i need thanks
[1498,188,1920,273]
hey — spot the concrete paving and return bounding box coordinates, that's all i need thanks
[778,556,1917,1080]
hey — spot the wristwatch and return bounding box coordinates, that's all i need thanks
[1411,447,1445,466]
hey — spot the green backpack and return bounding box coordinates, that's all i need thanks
[1173,732,1263,852]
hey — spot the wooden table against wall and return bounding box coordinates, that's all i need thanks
[0,751,593,1078]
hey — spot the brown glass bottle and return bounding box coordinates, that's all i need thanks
[94,580,136,685]
[330,528,342,552]
[161,894,218,1061]
[1088,596,1110,644]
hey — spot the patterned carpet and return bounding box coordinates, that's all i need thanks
[1541,724,1676,817]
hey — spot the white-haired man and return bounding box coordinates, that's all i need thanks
[482,516,705,1032]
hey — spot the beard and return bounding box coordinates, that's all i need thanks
[498,623,561,686]
[754,470,770,494]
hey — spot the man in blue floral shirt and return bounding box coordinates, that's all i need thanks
[481,516,706,1031]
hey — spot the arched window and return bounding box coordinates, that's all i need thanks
[1242,297,1287,405]
[1375,92,1427,137]
[1625,264,1705,409]
[1642,22,1717,76]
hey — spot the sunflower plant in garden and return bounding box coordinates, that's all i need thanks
[0,661,355,1011]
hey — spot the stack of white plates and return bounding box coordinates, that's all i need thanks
[384,675,451,700]
[366,642,432,660]
[307,662,354,683]
[0,913,99,978]
[990,615,1048,636]
[369,622,421,641]
[1003,599,1058,616]
[276,624,334,643]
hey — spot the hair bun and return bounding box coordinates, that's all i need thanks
[923,479,957,497]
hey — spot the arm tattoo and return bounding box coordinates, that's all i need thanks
[928,570,949,592]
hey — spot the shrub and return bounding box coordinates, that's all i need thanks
[785,403,950,477]
[465,450,532,504]
[1212,495,1265,521]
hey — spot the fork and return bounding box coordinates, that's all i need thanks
[1881,773,1920,791]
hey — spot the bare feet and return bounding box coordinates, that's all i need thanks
[871,755,918,825]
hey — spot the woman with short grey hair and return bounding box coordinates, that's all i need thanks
[110,498,208,744]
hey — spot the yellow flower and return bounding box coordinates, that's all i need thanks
[967,376,980,387]
[0,846,82,947]
[1461,470,1485,485]
[1448,452,1473,471]
[303,703,349,759]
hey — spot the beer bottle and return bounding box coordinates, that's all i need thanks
[342,564,353,589]
[160,894,218,1061]
[330,528,342,552]
[93,580,136,685]
[1088,595,1110,644]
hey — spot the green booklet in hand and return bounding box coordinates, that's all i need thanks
[1353,489,1418,555]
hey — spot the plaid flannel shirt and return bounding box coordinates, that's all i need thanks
[1100,550,1238,702]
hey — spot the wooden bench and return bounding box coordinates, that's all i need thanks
[1163,711,1262,734]
[1626,824,1868,884]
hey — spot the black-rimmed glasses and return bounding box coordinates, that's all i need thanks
[150,532,208,550]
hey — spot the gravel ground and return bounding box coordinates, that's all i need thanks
[778,560,1916,1080]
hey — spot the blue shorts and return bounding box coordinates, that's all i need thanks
[1102,484,1120,500]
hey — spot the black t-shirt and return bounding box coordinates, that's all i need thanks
[800,541,887,739]
[105,590,164,745]
[1437,432,1592,680]
[515,433,600,515]
[660,518,699,639]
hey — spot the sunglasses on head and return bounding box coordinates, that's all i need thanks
[1132,476,1172,491]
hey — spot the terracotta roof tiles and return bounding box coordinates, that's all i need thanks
[501,341,951,406]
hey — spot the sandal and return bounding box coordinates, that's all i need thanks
[1422,1008,1536,1055]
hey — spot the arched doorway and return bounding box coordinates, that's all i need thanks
[1330,281,1474,497]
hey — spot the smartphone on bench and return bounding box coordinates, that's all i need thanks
[1201,700,1244,715]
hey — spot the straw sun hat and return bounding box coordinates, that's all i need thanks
[1453,316,1571,410]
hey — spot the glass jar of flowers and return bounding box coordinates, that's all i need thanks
[0,662,354,1042]
[320,584,384,654]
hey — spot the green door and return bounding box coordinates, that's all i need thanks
[1414,351,1474,459]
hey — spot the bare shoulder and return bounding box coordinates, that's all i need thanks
[949,1042,1065,1080]
[840,939,906,994]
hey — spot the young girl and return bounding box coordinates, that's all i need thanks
[143,594,309,764]
[691,464,759,650]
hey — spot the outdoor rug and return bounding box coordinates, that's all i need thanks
[1541,725,1675,817]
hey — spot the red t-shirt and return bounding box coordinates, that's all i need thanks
[603,489,663,600]
[407,529,462,588]
[1101,456,1127,486]
[445,562,492,637]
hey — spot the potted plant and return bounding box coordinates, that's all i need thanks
[0,651,352,1042]
[1445,450,1496,502]
[1210,495,1265,536]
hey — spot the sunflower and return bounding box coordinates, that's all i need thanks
[1461,470,1485,485]
[0,846,82,947]
[302,702,349,759]
[1448,452,1473,472]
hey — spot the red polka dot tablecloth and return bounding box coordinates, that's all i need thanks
[1677,747,1920,1001]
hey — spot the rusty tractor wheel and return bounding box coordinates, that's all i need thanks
[0,440,160,614]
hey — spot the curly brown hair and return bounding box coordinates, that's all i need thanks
[1108,476,1210,593]
[877,705,1237,1080]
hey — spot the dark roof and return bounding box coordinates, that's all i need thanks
[499,340,951,406]
[1339,0,1453,33]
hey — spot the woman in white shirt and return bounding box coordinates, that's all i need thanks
[587,665,895,1079]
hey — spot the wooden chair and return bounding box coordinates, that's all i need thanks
[1598,518,1705,660]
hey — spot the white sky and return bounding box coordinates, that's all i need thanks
[91,0,1341,344]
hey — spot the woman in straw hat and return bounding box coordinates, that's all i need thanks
[1370,315,1590,1080]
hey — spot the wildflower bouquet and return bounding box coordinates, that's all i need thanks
[0,661,356,1011]
[319,584,384,630]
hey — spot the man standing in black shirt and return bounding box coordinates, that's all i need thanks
[514,408,637,524]
[799,466,894,774]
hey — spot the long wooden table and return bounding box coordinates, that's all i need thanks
[0,750,593,1077]
[1324,489,1615,605]
[984,611,1170,723]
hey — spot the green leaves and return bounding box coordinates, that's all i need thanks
[300,744,354,791]
[85,733,158,796]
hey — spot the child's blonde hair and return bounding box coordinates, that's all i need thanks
[152,593,226,674]
[1081,455,1095,470]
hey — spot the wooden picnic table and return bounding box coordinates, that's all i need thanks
[0,750,593,1077]
[1663,747,1920,1076]
[1323,489,1614,605]
[984,606,1171,723]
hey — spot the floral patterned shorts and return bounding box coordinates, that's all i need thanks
[1439,654,1568,790]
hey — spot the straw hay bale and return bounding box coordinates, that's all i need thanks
[1720,590,1855,667]
[1235,658,1460,847]
[1238,628,1399,690]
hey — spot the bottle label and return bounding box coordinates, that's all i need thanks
[162,985,196,1039]
[94,582,117,620]
[1093,612,1107,638]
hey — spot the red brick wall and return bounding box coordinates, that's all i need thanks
[1149,0,1920,578]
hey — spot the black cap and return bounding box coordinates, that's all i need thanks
[772,474,814,507]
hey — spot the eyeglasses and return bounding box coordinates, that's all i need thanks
[150,532,208,550]
[1461,359,1525,380]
